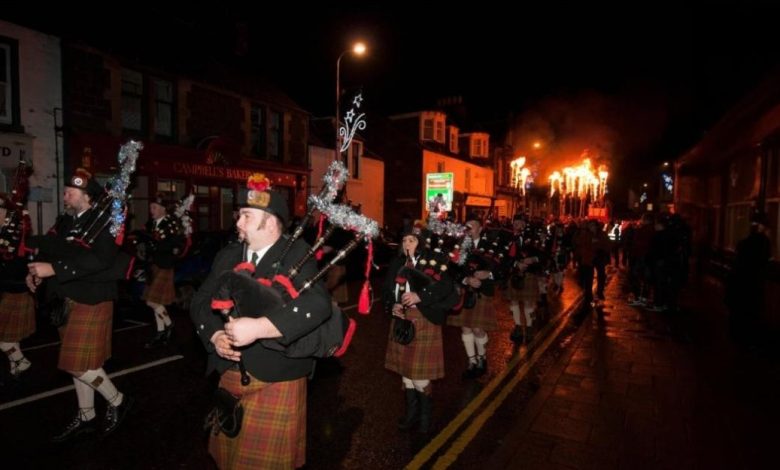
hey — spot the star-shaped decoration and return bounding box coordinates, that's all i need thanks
[345,109,355,123]
[353,93,363,108]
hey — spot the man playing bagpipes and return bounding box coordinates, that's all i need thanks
[383,227,458,434]
[0,165,35,380]
[26,167,134,441]
[189,173,332,469]
[502,214,546,345]
[446,214,503,379]
[142,193,185,348]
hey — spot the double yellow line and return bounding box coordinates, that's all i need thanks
[406,296,583,469]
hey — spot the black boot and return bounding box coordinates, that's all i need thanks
[144,330,166,349]
[476,355,488,377]
[398,388,419,431]
[509,325,524,343]
[418,392,432,434]
[525,325,535,344]
[51,412,97,442]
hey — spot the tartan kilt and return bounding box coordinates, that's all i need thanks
[58,301,113,372]
[384,307,444,380]
[143,266,176,306]
[446,294,498,331]
[504,273,540,303]
[0,292,36,342]
[210,370,307,470]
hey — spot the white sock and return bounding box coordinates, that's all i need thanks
[147,302,165,331]
[158,305,172,327]
[1,342,23,362]
[412,379,430,392]
[402,377,414,389]
[79,369,123,407]
[475,334,489,356]
[73,377,96,421]
[523,302,535,326]
[510,304,521,326]
[461,332,476,363]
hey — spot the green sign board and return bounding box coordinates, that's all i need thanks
[425,172,454,213]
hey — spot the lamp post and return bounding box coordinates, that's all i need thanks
[335,42,367,162]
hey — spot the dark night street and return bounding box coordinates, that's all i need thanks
[2,267,778,469]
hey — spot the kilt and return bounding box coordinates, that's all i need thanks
[58,301,113,372]
[504,273,540,303]
[446,295,497,331]
[0,292,36,342]
[384,307,444,380]
[143,266,176,306]
[210,370,307,470]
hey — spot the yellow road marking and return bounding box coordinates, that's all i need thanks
[406,297,582,470]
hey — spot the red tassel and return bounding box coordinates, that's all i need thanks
[317,213,325,240]
[509,241,516,258]
[315,248,324,261]
[115,208,128,246]
[358,281,371,314]
[333,317,356,357]
[358,240,373,315]
[125,256,136,280]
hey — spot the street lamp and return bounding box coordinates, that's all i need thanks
[335,42,367,161]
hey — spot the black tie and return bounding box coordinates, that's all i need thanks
[251,251,259,266]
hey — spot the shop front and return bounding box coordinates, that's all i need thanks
[69,133,308,233]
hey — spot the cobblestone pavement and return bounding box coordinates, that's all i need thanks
[484,270,779,470]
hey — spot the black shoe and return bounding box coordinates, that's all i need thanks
[103,396,134,435]
[509,325,524,344]
[476,356,488,376]
[397,389,419,431]
[144,331,166,349]
[525,326,535,344]
[462,361,480,380]
[163,320,175,341]
[51,414,97,442]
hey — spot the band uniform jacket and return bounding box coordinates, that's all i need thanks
[146,215,183,269]
[458,233,503,297]
[190,236,332,382]
[31,210,120,305]
[382,255,457,326]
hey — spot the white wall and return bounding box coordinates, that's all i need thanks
[0,20,62,234]
[308,144,384,227]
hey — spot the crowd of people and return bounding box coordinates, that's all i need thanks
[2,160,775,469]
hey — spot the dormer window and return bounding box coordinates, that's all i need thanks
[460,132,489,159]
[421,111,446,144]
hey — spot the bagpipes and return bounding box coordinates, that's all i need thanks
[209,161,378,385]
[0,158,33,262]
[31,142,142,282]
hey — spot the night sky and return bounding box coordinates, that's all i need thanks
[6,2,780,190]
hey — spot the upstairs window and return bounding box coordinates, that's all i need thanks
[153,78,174,137]
[348,141,363,179]
[0,37,20,128]
[121,69,144,132]
[268,110,283,162]
[250,105,266,158]
[435,119,445,143]
[422,118,434,140]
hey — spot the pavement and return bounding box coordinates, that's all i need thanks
[483,268,780,470]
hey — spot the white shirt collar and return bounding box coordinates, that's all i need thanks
[247,244,272,265]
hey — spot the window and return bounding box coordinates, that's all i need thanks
[269,110,283,162]
[422,118,434,140]
[250,105,266,158]
[435,119,445,143]
[348,141,363,179]
[0,37,20,128]
[121,69,144,131]
[153,78,174,137]
[473,138,483,157]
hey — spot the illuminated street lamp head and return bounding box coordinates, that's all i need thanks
[353,42,367,56]
[533,141,541,149]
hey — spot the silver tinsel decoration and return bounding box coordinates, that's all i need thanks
[108,140,142,237]
[309,197,379,240]
[175,193,195,236]
[313,159,348,205]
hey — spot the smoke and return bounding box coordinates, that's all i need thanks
[508,86,669,184]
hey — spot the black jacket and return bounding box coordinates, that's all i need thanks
[382,255,458,326]
[30,210,119,304]
[146,216,184,269]
[190,237,332,382]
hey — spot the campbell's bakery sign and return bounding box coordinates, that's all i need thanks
[172,162,255,181]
